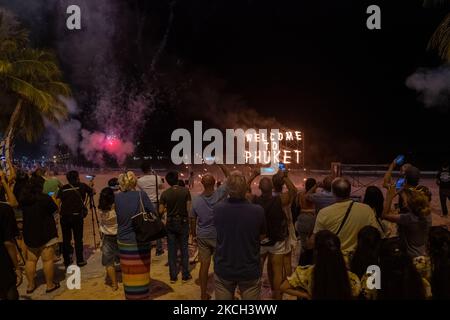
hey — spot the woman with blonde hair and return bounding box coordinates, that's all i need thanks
[115,171,156,299]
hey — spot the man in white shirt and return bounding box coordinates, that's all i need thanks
[137,161,165,255]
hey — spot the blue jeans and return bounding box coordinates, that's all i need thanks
[167,223,190,280]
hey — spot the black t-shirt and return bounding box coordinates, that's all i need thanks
[254,195,287,242]
[160,186,191,220]
[437,168,450,189]
[57,183,93,216]
[22,194,58,248]
[0,202,19,292]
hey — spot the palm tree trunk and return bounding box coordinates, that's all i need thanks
[2,99,22,167]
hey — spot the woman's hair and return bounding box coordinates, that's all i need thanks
[118,171,137,192]
[400,187,431,218]
[350,226,381,278]
[305,178,316,192]
[428,226,450,299]
[98,187,115,211]
[312,230,352,300]
[378,237,425,300]
[19,176,44,206]
[363,186,384,218]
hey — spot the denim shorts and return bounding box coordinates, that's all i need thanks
[101,235,119,267]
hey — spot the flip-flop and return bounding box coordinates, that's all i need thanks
[26,284,37,294]
[46,282,60,294]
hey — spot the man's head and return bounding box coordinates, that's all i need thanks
[226,171,247,199]
[165,171,179,186]
[141,160,151,174]
[259,177,273,195]
[201,174,216,191]
[405,166,420,187]
[331,178,351,199]
[34,167,46,178]
[66,170,80,185]
[322,176,333,192]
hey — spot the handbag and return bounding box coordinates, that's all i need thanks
[131,191,167,243]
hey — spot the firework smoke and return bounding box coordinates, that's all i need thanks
[406,65,450,109]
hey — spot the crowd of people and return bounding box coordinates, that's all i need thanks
[1,158,450,300]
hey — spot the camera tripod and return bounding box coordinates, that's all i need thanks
[85,192,101,250]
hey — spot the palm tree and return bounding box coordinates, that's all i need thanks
[0,9,71,167]
[425,0,450,62]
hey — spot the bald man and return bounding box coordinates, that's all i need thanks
[191,166,229,300]
[311,178,380,254]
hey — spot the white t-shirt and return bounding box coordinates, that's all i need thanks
[137,175,164,204]
[100,208,118,236]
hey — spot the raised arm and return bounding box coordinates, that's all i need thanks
[1,170,18,208]
[383,159,396,189]
[281,173,298,207]
[382,185,401,223]
[217,164,230,178]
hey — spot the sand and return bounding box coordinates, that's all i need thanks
[15,170,450,300]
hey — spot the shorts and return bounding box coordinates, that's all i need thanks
[260,240,287,255]
[197,238,216,261]
[27,237,59,257]
[102,235,119,267]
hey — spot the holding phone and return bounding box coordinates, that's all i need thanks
[279,162,286,172]
[395,155,405,166]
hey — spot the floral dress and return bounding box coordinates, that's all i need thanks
[360,272,432,300]
[287,265,361,298]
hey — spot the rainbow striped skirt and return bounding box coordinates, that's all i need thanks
[118,241,151,300]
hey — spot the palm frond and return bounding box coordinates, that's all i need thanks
[8,75,54,111]
[0,60,12,74]
[428,13,450,62]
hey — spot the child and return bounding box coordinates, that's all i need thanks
[98,187,119,291]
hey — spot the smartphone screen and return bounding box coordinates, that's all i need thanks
[395,155,405,166]
[261,167,276,175]
[396,177,405,190]
[48,191,55,196]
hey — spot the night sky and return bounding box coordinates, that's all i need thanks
[4,0,450,169]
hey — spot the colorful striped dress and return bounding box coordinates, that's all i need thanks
[118,241,151,300]
[115,190,156,300]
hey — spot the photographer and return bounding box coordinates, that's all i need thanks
[57,171,93,268]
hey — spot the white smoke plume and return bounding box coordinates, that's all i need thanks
[406,65,450,108]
